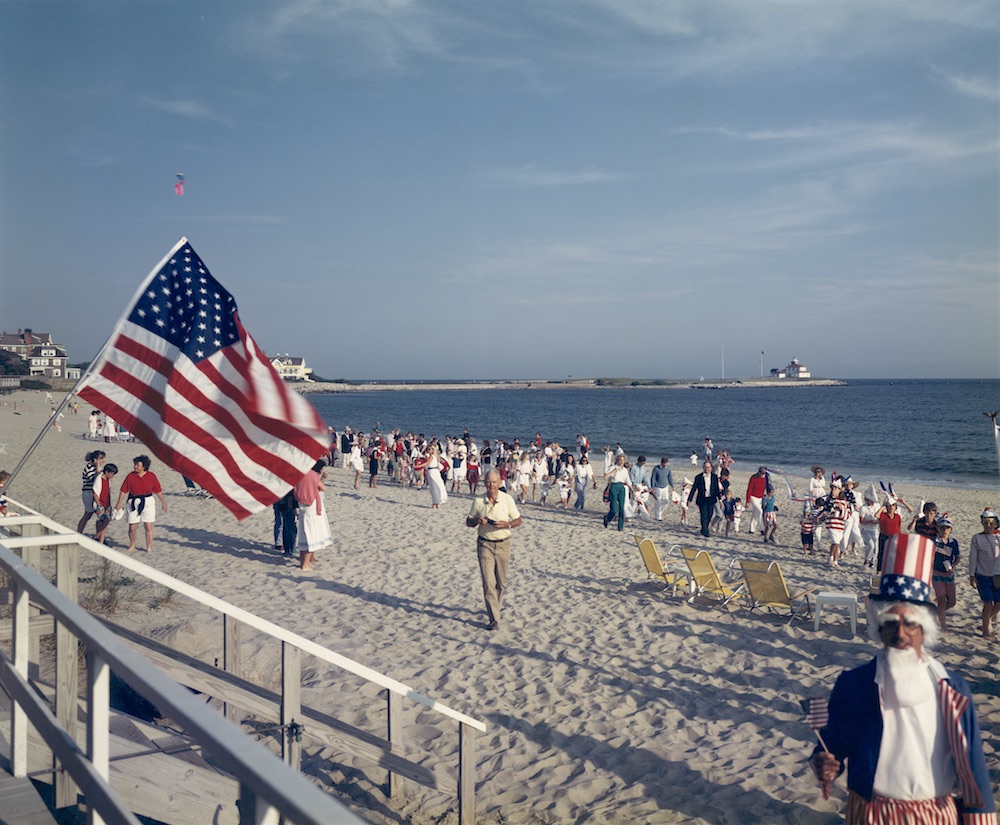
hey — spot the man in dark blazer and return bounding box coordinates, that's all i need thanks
[687,460,721,537]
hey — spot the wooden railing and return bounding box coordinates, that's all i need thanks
[0,501,486,824]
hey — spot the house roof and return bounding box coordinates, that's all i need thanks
[28,345,67,358]
[0,330,54,346]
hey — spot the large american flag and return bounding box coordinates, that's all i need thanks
[78,238,330,520]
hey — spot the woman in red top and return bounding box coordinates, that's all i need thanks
[874,496,913,571]
[294,460,332,571]
[115,455,167,554]
[92,463,119,545]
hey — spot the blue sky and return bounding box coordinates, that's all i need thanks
[1,1,997,380]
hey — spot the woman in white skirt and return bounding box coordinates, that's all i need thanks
[349,437,365,490]
[425,446,448,509]
[294,460,332,570]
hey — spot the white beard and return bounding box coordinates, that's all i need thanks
[882,647,935,708]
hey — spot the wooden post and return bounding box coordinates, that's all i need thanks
[224,614,241,723]
[280,642,301,771]
[19,522,41,678]
[458,722,476,825]
[11,580,29,778]
[386,691,402,799]
[87,650,110,825]
[238,782,280,825]
[54,542,79,808]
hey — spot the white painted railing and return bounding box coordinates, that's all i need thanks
[0,500,486,824]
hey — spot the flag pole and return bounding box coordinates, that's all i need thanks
[2,238,190,496]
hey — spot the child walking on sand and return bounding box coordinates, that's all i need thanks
[721,489,737,537]
[800,505,817,555]
[679,478,692,525]
[761,484,778,544]
[0,470,18,518]
[558,471,571,508]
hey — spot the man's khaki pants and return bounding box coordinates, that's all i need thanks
[477,537,510,624]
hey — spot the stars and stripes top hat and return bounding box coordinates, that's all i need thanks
[874,533,935,606]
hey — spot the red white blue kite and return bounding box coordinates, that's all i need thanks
[174,173,185,196]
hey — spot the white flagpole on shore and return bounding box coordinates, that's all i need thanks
[2,238,190,496]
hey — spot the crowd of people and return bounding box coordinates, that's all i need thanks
[85,410,135,443]
[322,423,1000,641]
[52,414,1000,643]
[331,426,608,510]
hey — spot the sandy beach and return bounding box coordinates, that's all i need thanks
[1,389,998,824]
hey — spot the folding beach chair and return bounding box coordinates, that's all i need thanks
[739,559,815,624]
[633,536,688,597]
[680,547,745,607]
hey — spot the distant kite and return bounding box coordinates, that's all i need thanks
[174,173,185,196]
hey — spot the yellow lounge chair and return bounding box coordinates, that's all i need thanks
[633,536,688,597]
[680,547,745,607]
[739,559,815,624]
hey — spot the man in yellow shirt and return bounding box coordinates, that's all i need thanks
[466,470,522,630]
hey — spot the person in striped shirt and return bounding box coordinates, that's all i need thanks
[824,480,850,569]
[76,450,105,533]
[800,505,819,555]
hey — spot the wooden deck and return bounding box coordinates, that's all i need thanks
[0,772,58,825]
[0,686,239,825]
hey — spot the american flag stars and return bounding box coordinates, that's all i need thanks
[127,246,239,363]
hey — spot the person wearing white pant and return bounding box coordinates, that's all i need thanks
[649,458,674,521]
[747,496,764,533]
[842,509,863,556]
[745,467,768,534]
[340,429,353,470]
[859,490,880,568]
[840,477,863,556]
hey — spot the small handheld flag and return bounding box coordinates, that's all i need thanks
[801,697,832,799]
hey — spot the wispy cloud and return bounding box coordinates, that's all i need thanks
[668,119,998,196]
[926,63,1000,102]
[480,164,627,188]
[231,0,464,73]
[138,95,233,127]
[231,0,997,81]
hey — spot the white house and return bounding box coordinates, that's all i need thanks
[270,354,314,382]
[770,356,812,379]
[0,328,72,379]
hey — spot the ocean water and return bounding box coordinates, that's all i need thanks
[309,380,1000,490]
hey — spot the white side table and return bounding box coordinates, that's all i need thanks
[814,591,858,636]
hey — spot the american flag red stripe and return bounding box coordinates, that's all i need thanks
[847,790,958,825]
[78,239,329,520]
[885,533,933,581]
[937,680,984,810]
[801,697,829,730]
